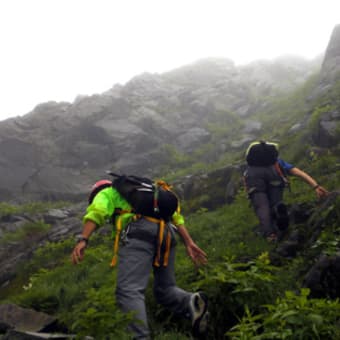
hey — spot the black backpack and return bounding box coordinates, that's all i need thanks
[246,141,278,166]
[88,173,179,221]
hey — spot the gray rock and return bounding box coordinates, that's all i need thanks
[177,127,211,151]
[231,136,254,149]
[2,330,74,339]
[43,209,71,224]
[320,24,340,81]
[303,254,340,299]
[0,304,56,332]
[288,123,302,134]
[313,118,339,147]
[0,202,86,286]
[174,165,241,210]
[242,120,262,134]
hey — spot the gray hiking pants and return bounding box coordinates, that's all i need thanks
[116,217,191,339]
[244,165,285,237]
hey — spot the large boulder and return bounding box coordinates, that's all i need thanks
[303,254,340,299]
[312,110,340,147]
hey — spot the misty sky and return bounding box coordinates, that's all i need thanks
[0,0,339,121]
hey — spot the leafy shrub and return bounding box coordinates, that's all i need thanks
[71,286,133,339]
[192,253,278,338]
[0,202,18,217]
[228,288,340,340]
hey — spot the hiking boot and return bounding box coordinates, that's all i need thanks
[275,203,289,231]
[189,292,209,338]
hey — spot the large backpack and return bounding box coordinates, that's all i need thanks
[246,141,279,166]
[88,173,179,221]
[88,173,180,268]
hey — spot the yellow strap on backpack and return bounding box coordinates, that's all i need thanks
[154,219,165,267]
[142,216,172,267]
[110,210,133,267]
[110,215,122,267]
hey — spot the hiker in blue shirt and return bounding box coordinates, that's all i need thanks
[244,141,329,242]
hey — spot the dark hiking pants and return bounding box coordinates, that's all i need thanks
[116,218,191,339]
[244,165,285,237]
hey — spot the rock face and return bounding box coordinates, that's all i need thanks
[174,165,242,211]
[0,303,56,332]
[320,24,340,81]
[307,25,340,147]
[313,110,340,147]
[0,303,72,339]
[1,22,339,203]
[0,55,321,203]
[0,203,85,286]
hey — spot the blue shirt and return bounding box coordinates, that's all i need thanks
[278,158,295,174]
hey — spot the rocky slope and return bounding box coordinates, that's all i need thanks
[1,24,340,338]
[0,54,321,202]
[1,22,340,292]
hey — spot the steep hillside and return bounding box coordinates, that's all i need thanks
[1,24,340,339]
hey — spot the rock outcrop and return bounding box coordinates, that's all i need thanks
[0,55,321,203]
[0,304,71,339]
[0,203,85,287]
[320,24,340,82]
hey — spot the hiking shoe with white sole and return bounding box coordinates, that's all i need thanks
[189,292,209,338]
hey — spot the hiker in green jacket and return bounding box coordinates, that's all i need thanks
[71,179,208,339]
[244,141,329,242]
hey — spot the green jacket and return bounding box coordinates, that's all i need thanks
[83,186,185,229]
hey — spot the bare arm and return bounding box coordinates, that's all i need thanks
[177,225,207,266]
[289,167,329,198]
[71,220,97,264]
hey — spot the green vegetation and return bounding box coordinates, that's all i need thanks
[2,68,340,339]
[0,220,51,243]
[0,201,69,217]
[0,200,70,244]
[228,288,340,340]
[7,238,132,339]
[2,178,340,338]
